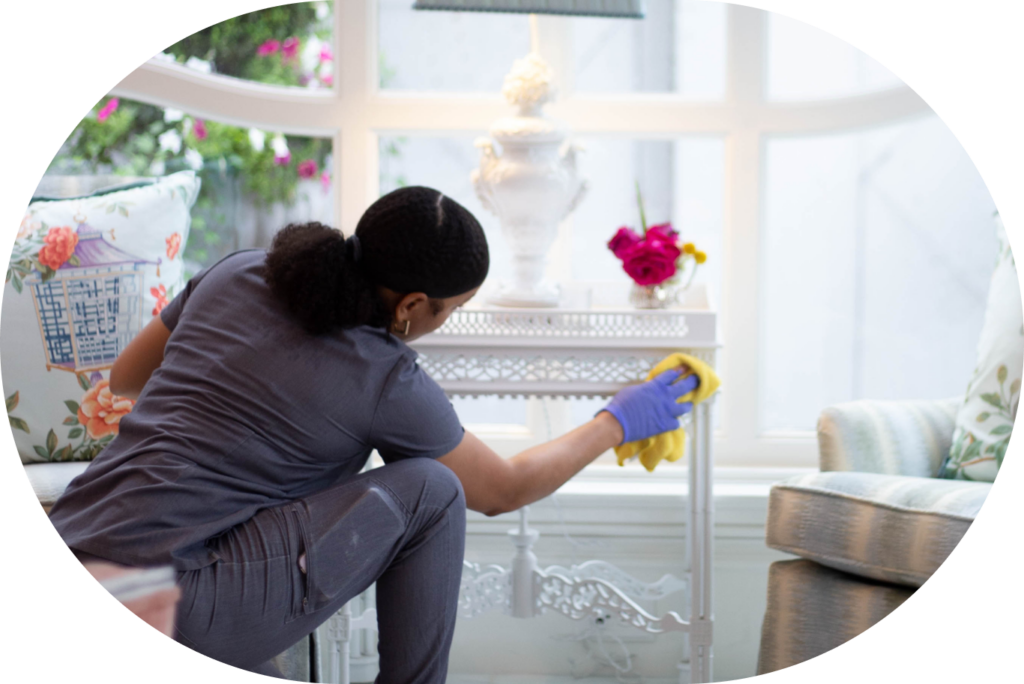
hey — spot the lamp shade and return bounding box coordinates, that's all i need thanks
[412,0,644,19]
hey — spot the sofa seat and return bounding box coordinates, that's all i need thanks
[766,471,989,587]
[22,459,312,679]
[24,462,90,511]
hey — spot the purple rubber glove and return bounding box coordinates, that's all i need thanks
[598,368,700,444]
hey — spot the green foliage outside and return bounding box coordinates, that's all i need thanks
[45,3,334,269]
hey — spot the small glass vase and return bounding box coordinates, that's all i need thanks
[629,283,674,309]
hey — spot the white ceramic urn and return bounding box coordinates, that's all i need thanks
[471,53,588,308]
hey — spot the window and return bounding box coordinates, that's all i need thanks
[165,2,334,89]
[766,12,902,101]
[762,115,996,431]
[44,97,334,274]
[41,2,996,469]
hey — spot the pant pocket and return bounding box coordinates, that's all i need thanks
[298,486,405,612]
[283,505,314,624]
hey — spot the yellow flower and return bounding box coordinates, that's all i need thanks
[694,251,707,264]
[683,242,696,254]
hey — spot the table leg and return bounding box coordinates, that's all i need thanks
[684,400,715,684]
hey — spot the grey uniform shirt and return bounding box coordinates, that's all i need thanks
[48,250,465,571]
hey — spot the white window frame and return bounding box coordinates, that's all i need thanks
[111,1,931,469]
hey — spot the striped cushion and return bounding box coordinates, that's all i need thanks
[757,559,915,675]
[766,471,989,587]
[817,398,959,477]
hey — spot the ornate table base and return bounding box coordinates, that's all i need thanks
[458,400,714,684]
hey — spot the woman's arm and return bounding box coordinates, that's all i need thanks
[109,315,172,400]
[437,411,624,516]
[437,369,699,516]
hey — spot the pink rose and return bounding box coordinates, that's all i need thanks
[321,73,334,86]
[647,223,679,242]
[274,151,291,166]
[257,39,280,56]
[320,45,333,63]
[297,159,318,179]
[320,170,331,193]
[621,240,681,286]
[193,118,207,141]
[607,227,642,258]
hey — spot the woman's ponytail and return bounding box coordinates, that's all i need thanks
[262,222,389,335]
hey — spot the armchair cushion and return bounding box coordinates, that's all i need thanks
[4,172,199,464]
[766,471,988,587]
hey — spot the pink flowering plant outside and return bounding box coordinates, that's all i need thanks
[46,4,340,269]
[608,184,707,288]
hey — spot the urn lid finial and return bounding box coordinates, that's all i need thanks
[491,51,567,142]
[501,52,555,117]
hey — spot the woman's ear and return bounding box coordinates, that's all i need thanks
[398,292,430,316]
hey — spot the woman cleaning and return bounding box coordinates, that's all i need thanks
[48,186,698,682]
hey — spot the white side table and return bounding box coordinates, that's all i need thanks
[322,282,719,684]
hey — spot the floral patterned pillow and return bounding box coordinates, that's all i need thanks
[3,171,200,464]
[940,213,1022,481]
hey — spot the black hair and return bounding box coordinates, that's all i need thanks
[263,186,489,335]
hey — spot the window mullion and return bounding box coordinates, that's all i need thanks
[336,0,376,233]
[722,5,767,458]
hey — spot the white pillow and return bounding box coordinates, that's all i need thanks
[3,171,200,464]
[941,213,1022,481]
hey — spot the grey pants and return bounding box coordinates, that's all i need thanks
[173,458,467,683]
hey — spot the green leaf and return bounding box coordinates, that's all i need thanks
[62,416,79,426]
[962,438,983,462]
[64,400,80,415]
[1012,379,1021,397]
[67,428,83,439]
[9,416,29,434]
[11,274,22,294]
[980,393,1005,409]
[976,412,991,422]
[990,424,1012,436]
[67,255,80,267]
[998,365,1008,384]
[118,206,129,217]
[46,429,58,455]
[99,434,115,444]
[57,445,74,461]
[106,204,116,213]
[77,374,92,391]
[33,445,50,461]
[6,391,18,412]
[635,180,647,233]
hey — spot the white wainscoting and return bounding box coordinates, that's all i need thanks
[343,465,803,683]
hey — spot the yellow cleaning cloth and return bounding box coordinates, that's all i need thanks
[613,352,721,472]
